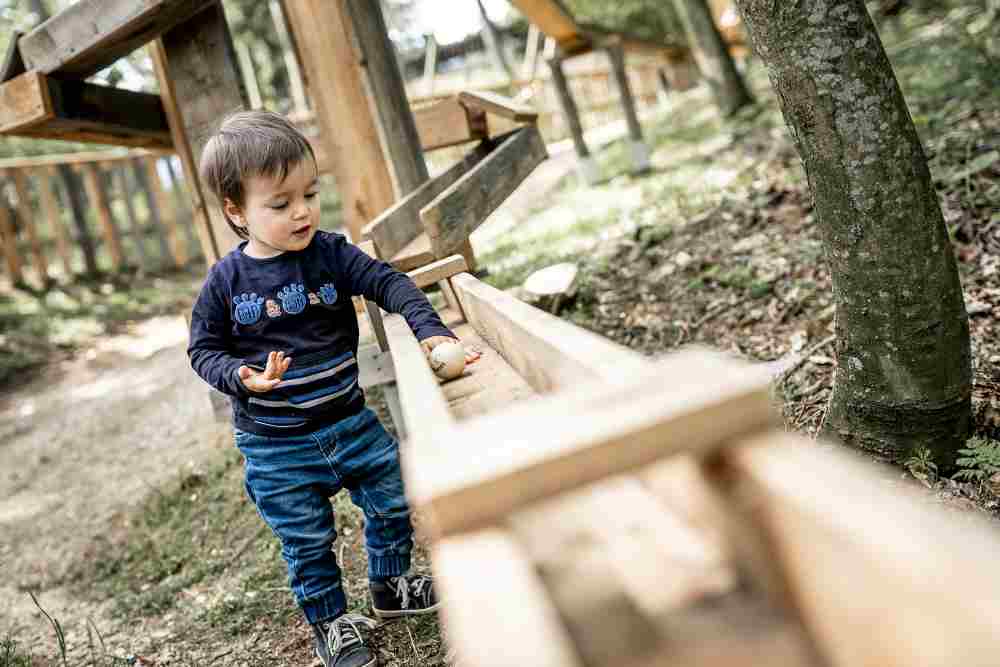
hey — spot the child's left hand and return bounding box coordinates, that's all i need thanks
[420,336,482,364]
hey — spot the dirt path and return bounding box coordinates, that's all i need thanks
[1,315,229,645]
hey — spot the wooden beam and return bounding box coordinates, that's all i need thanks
[0,149,165,170]
[155,1,247,263]
[355,239,388,352]
[450,271,646,392]
[421,127,548,258]
[1,30,26,83]
[407,347,774,537]
[458,90,539,123]
[715,432,1000,666]
[282,0,395,243]
[383,312,455,438]
[0,71,53,134]
[407,255,468,291]
[2,74,173,149]
[18,0,216,79]
[506,0,588,53]
[362,140,492,262]
[412,98,488,152]
[8,169,48,282]
[433,530,582,667]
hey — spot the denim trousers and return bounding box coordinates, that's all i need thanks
[235,407,413,624]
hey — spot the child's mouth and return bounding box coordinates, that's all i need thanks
[291,225,312,237]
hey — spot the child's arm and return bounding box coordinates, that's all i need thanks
[187,281,291,395]
[334,236,456,344]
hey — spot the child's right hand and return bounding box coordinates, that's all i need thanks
[238,350,292,393]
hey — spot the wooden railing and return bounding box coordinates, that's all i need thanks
[0,150,201,285]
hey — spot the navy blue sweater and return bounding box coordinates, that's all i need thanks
[188,231,453,436]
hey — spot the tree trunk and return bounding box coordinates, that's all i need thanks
[477,0,513,82]
[56,165,99,276]
[672,0,753,116]
[734,0,971,465]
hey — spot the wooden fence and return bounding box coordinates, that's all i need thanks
[0,151,202,285]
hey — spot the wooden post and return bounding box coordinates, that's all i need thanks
[79,162,125,272]
[548,57,599,186]
[142,156,186,267]
[0,195,22,283]
[281,0,396,244]
[477,0,513,82]
[154,1,248,265]
[111,162,148,266]
[606,43,651,174]
[9,169,49,282]
[422,34,438,97]
[521,24,542,81]
[344,0,477,271]
[37,166,74,277]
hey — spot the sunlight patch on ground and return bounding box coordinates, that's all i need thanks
[95,315,189,360]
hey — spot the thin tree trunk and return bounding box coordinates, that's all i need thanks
[672,0,753,116]
[734,0,971,464]
[56,165,99,276]
[477,0,512,82]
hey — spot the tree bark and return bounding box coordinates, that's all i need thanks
[672,0,753,116]
[734,0,971,464]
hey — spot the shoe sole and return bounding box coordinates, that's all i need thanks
[372,601,441,619]
[316,649,376,667]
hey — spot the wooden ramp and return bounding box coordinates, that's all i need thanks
[373,269,1000,667]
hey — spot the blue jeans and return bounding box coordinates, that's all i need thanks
[235,407,413,624]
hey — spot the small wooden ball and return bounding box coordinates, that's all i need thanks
[429,341,465,380]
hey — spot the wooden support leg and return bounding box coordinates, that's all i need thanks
[607,44,651,175]
[381,382,408,442]
[547,57,599,186]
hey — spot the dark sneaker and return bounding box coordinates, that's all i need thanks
[370,573,440,619]
[313,614,378,667]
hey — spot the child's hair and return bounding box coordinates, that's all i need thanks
[199,110,317,239]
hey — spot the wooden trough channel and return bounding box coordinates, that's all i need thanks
[366,268,1000,667]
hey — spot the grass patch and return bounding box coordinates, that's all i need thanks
[0,636,33,667]
[0,269,202,388]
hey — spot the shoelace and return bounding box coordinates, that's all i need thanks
[327,614,377,654]
[390,575,430,609]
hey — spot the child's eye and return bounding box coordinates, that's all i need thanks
[270,202,288,210]
[306,191,318,199]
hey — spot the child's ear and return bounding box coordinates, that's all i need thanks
[223,198,245,227]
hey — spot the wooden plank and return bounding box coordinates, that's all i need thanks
[433,530,581,667]
[421,127,547,258]
[357,343,395,389]
[0,149,164,170]
[36,166,74,277]
[389,233,435,273]
[383,313,454,439]
[412,98,488,151]
[450,272,646,393]
[79,162,125,271]
[9,169,48,282]
[344,0,429,200]
[715,432,1000,667]
[143,156,186,266]
[442,320,536,421]
[459,90,539,123]
[18,0,216,79]
[5,76,173,149]
[355,240,388,352]
[156,1,247,263]
[0,197,22,283]
[0,71,53,134]
[282,0,395,244]
[406,255,468,291]
[362,141,492,261]
[507,0,587,52]
[407,347,774,537]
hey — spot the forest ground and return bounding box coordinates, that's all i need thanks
[2,6,999,666]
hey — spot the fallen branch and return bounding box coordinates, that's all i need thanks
[776,334,837,386]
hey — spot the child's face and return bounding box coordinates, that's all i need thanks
[226,159,320,258]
